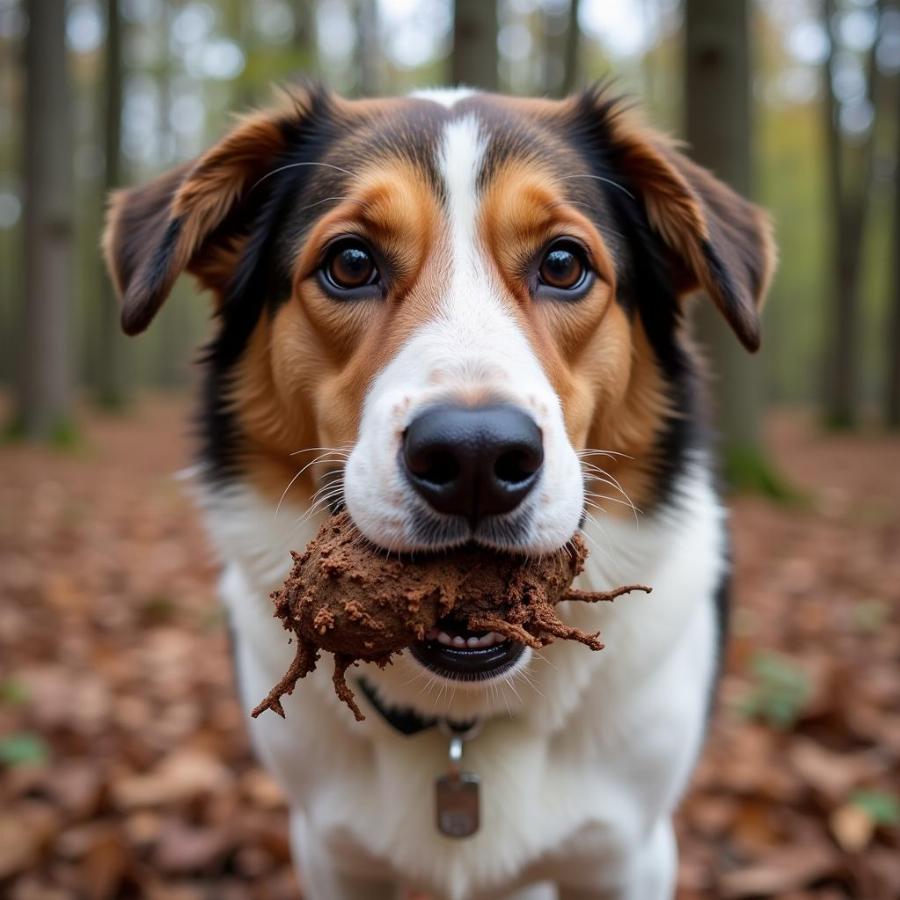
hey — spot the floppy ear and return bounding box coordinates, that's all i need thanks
[103,107,296,336]
[602,108,776,352]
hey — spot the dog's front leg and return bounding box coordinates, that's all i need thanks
[290,809,402,900]
[555,819,676,900]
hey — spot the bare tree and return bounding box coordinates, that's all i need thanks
[684,0,780,490]
[541,0,580,97]
[560,0,581,95]
[451,0,498,91]
[14,0,74,439]
[353,0,380,97]
[541,2,566,96]
[294,0,318,71]
[822,0,883,428]
[94,0,130,409]
[888,54,900,427]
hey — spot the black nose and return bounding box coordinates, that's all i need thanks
[402,404,544,525]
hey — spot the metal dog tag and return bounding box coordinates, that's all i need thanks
[435,725,481,838]
[436,770,480,838]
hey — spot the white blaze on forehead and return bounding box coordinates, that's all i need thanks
[439,114,487,273]
[409,87,477,109]
[431,114,539,372]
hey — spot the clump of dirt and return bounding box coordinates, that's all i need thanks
[252,511,650,721]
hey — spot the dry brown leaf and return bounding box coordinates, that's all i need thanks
[111,749,232,809]
[153,821,231,874]
[729,799,785,854]
[788,738,883,802]
[830,803,876,853]
[719,845,838,897]
[240,768,286,810]
[0,805,59,879]
[80,830,132,900]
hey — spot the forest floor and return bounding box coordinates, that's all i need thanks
[1,396,898,900]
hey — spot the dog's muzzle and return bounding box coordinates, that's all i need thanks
[401,403,543,527]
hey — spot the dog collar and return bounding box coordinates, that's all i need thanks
[357,677,477,736]
[358,677,483,838]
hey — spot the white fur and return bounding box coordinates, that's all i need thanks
[411,87,478,108]
[197,112,727,899]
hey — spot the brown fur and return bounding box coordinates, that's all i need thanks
[599,105,775,351]
[103,98,306,335]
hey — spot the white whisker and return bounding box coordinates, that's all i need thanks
[560,173,636,200]
[249,160,357,194]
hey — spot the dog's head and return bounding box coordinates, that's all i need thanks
[105,86,774,711]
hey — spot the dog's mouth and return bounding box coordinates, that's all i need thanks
[410,616,526,680]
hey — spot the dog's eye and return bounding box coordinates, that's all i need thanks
[320,239,380,296]
[537,241,588,292]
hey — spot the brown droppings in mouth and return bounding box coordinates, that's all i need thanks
[251,511,651,721]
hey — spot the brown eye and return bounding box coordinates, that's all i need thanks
[538,242,586,291]
[322,239,379,295]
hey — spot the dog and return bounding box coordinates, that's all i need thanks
[104,85,775,900]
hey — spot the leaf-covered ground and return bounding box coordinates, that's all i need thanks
[1,397,898,899]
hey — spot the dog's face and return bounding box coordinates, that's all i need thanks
[105,87,773,700]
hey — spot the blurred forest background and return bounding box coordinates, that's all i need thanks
[2,2,900,899]
[2,0,900,452]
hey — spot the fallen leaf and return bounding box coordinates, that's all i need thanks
[112,749,232,809]
[0,804,58,879]
[80,830,132,900]
[719,845,837,897]
[830,803,876,853]
[153,821,231,874]
[788,738,883,802]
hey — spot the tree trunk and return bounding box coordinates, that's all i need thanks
[684,0,783,492]
[353,0,380,97]
[822,0,857,428]
[451,0,498,91]
[94,0,131,409]
[887,71,900,427]
[15,0,74,440]
[822,0,882,428]
[560,0,581,96]
[541,3,565,96]
[293,0,317,71]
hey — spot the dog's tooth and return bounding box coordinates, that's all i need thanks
[437,631,452,646]
[451,635,467,648]
[466,635,481,648]
[492,632,507,643]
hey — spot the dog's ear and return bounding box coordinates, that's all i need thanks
[103,104,299,336]
[597,103,776,352]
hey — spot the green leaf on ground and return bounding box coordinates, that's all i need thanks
[850,789,900,826]
[737,650,812,729]
[0,733,50,767]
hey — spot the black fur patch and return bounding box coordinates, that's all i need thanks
[196,90,341,483]
[122,217,182,335]
[708,536,732,719]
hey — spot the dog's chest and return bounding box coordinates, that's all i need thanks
[202,471,725,898]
